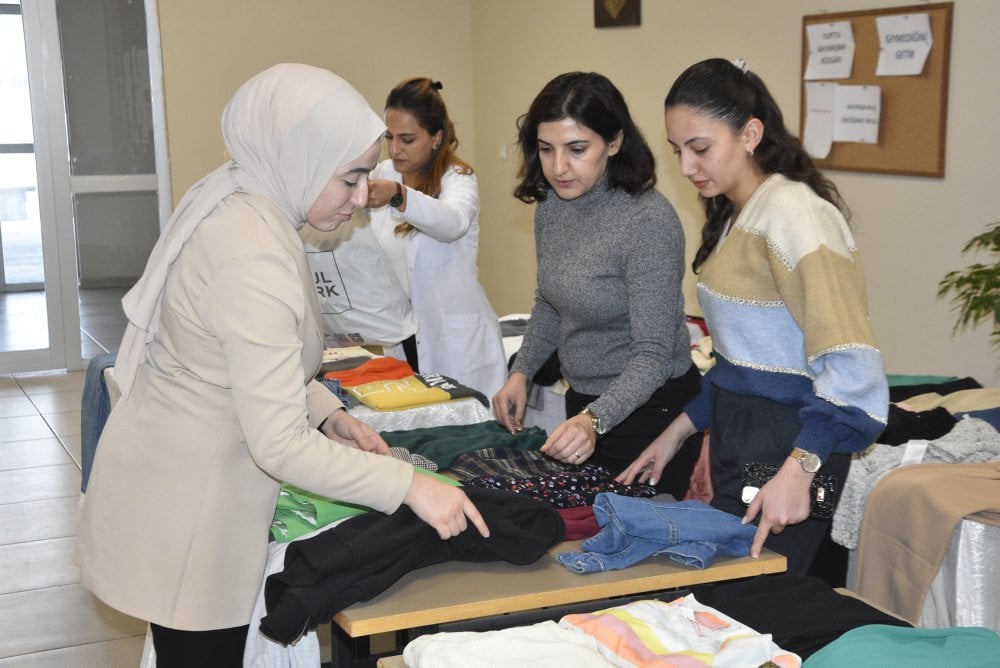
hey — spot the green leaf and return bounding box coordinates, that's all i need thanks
[938,222,1000,348]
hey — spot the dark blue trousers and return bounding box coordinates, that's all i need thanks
[709,388,851,576]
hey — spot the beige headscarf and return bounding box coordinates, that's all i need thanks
[115,63,386,398]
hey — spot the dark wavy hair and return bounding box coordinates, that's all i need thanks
[514,72,656,203]
[386,77,472,234]
[665,58,849,272]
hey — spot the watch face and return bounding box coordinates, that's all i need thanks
[801,452,822,473]
[389,183,403,207]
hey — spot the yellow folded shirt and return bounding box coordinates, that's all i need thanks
[347,375,452,411]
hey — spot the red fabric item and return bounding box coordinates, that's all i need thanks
[686,315,710,347]
[323,357,413,387]
[558,505,600,540]
[683,430,714,504]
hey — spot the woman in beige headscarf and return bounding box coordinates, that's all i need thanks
[76,63,487,666]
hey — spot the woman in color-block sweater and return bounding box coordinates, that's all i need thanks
[618,58,889,576]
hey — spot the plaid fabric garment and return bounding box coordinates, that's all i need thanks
[389,447,439,472]
[450,448,573,479]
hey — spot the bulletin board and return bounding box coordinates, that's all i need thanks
[799,2,953,177]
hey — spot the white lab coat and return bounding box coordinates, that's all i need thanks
[367,160,506,399]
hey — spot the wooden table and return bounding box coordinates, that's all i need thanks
[332,539,786,666]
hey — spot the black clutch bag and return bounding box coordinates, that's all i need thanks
[739,461,840,519]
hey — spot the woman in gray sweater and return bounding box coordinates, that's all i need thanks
[492,71,701,499]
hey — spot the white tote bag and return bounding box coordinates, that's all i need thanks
[300,215,417,347]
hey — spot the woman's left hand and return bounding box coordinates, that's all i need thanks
[742,458,814,558]
[540,414,597,464]
[322,409,391,455]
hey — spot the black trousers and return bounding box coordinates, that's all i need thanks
[565,363,703,500]
[708,388,851,577]
[261,485,564,644]
[149,622,249,668]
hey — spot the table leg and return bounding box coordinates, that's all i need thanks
[330,623,372,667]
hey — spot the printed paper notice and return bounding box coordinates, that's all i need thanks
[803,82,835,159]
[876,13,932,76]
[833,85,881,143]
[804,21,855,80]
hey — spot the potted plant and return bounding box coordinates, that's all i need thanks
[937,222,1000,348]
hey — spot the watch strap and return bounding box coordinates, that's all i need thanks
[389,182,404,208]
[580,407,605,435]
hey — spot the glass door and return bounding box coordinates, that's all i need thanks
[0,1,60,369]
[0,0,166,373]
[56,0,163,361]
[0,12,42,291]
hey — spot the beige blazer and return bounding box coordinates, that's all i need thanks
[76,193,413,630]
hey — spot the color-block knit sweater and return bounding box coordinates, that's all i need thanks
[685,174,888,461]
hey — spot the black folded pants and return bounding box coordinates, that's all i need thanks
[260,486,565,645]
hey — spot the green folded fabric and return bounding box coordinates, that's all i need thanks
[380,420,547,468]
[886,373,959,387]
[270,468,459,542]
[804,624,1000,667]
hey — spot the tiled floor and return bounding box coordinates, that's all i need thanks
[0,288,338,666]
[0,288,149,666]
[78,289,130,360]
[0,288,129,358]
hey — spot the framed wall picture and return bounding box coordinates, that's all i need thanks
[595,0,641,28]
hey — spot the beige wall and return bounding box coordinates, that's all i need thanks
[158,0,1000,384]
[156,0,476,198]
[471,0,1000,385]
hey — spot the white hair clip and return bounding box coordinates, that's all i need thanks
[732,58,749,74]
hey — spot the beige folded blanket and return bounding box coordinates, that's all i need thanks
[855,462,1000,624]
[901,388,1000,413]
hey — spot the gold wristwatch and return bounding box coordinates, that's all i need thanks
[580,406,607,436]
[790,447,822,473]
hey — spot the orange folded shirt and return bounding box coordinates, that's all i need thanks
[323,357,414,387]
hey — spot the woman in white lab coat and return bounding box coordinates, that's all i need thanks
[366,77,506,399]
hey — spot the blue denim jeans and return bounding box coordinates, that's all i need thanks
[81,351,117,493]
[556,494,755,572]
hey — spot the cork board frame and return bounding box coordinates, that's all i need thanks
[800,2,953,177]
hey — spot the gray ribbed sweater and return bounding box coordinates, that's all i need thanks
[511,180,691,429]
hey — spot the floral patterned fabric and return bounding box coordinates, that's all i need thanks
[462,464,657,509]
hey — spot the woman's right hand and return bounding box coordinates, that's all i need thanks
[403,473,490,540]
[492,372,529,434]
[616,413,697,486]
[365,179,399,209]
